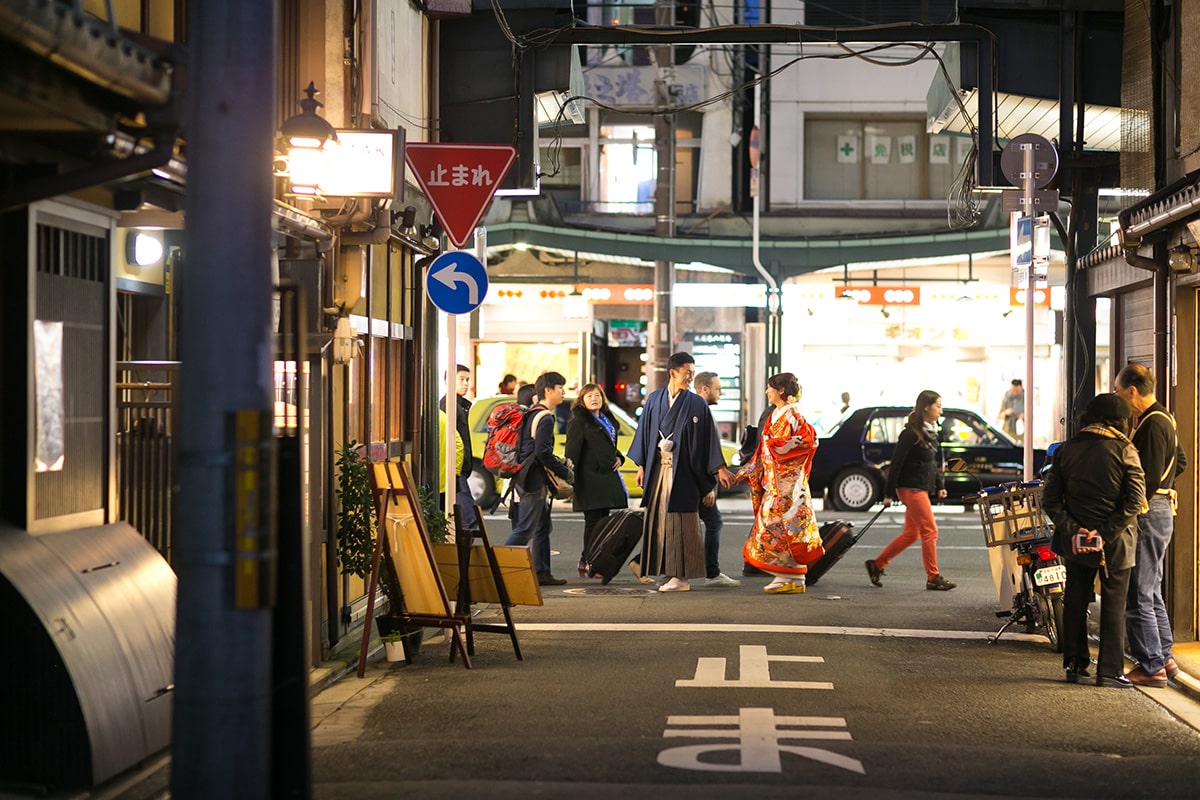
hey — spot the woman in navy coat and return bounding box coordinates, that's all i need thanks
[565,384,628,575]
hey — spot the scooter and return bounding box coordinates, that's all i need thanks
[976,480,1066,652]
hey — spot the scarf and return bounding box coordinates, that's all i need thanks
[1080,423,1133,447]
[593,409,617,444]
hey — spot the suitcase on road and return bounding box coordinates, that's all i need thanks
[805,507,886,586]
[584,510,644,585]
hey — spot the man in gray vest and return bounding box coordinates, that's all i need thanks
[1115,363,1187,686]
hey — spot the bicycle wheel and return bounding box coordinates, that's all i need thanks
[1035,592,1064,653]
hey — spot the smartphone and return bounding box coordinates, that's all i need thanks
[1074,532,1100,550]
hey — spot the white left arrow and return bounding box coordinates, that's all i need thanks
[431,261,480,306]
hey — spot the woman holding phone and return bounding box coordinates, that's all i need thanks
[1042,393,1146,687]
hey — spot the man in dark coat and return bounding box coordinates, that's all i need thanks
[628,352,724,592]
[1043,392,1146,688]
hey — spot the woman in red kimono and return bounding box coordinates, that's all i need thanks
[734,372,821,594]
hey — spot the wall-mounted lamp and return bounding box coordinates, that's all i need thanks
[394,205,417,233]
[124,230,164,266]
[331,315,357,365]
[278,82,338,196]
[1168,247,1198,273]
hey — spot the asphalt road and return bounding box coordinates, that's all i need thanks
[308,498,1200,799]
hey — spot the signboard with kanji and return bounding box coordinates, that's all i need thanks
[405,143,517,249]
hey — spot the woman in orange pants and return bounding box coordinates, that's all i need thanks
[864,390,956,591]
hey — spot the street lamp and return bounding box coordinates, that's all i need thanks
[278,82,337,196]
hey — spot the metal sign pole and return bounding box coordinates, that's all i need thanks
[1022,144,1036,482]
[444,308,457,526]
[1001,133,1057,482]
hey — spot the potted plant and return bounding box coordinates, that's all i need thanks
[335,440,376,579]
[417,484,451,543]
[377,615,423,661]
[379,630,408,662]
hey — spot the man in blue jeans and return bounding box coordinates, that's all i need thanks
[505,371,574,586]
[694,372,740,587]
[1115,363,1187,687]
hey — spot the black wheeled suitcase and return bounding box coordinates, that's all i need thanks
[805,508,886,586]
[584,510,645,584]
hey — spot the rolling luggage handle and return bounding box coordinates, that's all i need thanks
[805,506,890,586]
[857,505,888,537]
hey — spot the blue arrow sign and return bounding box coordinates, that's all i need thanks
[425,251,489,315]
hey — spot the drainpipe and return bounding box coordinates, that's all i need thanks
[1118,212,1171,387]
[338,210,441,255]
[750,80,781,375]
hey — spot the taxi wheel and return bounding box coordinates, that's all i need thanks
[830,467,879,512]
[467,461,501,512]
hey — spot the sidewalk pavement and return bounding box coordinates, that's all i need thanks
[1170,641,1200,698]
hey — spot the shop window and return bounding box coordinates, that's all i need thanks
[804,117,967,200]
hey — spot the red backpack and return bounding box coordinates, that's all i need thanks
[482,402,528,477]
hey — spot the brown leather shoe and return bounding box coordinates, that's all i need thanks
[1125,665,1168,687]
[1165,657,1180,680]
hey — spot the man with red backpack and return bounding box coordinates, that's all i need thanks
[503,371,574,586]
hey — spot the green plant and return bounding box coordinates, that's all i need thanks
[335,440,376,578]
[417,485,451,543]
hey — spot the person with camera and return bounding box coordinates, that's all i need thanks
[1042,393,1146,688]
[504,371,574,586]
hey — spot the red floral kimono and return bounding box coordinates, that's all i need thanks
[741,403,822,577]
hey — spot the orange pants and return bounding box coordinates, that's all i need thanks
[873,488,940,582]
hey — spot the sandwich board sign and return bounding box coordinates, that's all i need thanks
[405,143,517,249]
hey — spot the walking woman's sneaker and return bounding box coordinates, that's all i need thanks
[925,574,956,591]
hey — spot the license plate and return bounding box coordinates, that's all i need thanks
[1034,564,1066,587]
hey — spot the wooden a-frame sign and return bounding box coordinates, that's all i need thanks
[358,460,470,674]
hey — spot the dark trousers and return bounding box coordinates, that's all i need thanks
[441,476,479,531]
[1062,559,1131,677]
[581,508,611,560]
[505,485,552,575]
[699,500,723,579]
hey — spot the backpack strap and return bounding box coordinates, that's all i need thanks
[1135,409,1179,486]
[504,409,555,498]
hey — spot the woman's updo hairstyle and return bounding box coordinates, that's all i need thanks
[767,372,801,401]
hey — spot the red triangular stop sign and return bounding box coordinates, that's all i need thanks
[405,143,517,249]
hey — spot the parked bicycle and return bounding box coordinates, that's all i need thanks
[977,480,1065,652]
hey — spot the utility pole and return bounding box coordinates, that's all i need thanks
[174,1,277,797]
[647,0,677,392]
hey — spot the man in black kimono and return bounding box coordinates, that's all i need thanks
[628,352,725,592]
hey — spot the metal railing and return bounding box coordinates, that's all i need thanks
[116,361,178,561]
